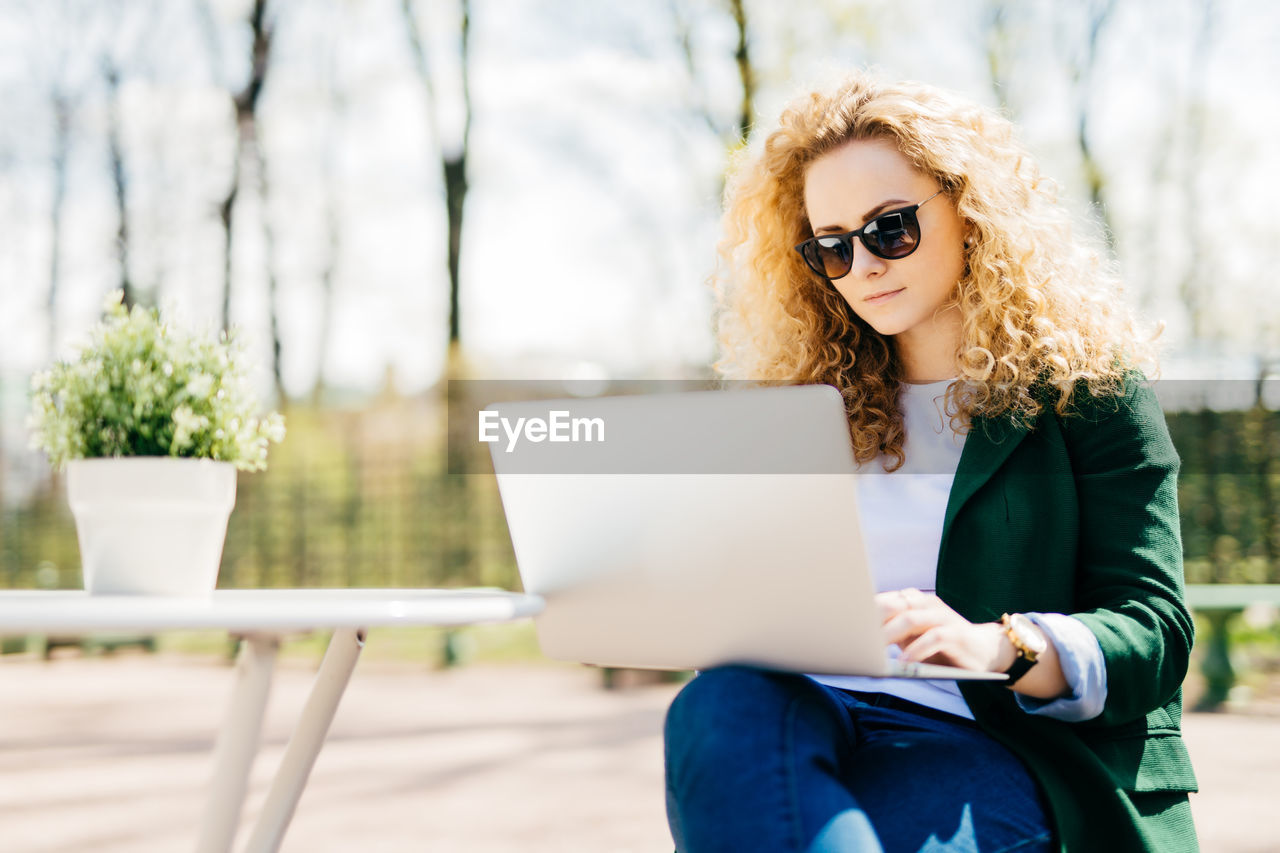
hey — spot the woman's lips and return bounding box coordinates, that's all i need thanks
[864,287,905,305]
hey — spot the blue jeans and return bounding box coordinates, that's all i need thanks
[664,666,1054,853]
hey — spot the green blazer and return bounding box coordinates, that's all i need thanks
[938,375,1198,852]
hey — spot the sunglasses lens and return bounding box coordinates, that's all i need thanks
[797,204,925,278]
[865,211,919,259]
[806,236,854,278]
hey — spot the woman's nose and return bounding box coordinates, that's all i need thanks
[846,241,889,280]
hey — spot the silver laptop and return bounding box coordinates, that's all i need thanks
[485,384,1003,680]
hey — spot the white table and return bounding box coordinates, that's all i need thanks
[0,588,544,853]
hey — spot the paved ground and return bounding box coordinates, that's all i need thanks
[0,650,1276,852]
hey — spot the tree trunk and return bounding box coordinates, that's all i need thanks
[312,163,341,404]
[1068,0,1118,252]
[103,60,139,310]
[728,0,754,143]
[46,93,71,358]
[401,0,475,593]
[217,159,239,334]
[983,2,1013,114]
[1255,362,1278,577]
[250,123,286,404]
[312,35,346,405]
[1178,0,1216,343]
[207,0,274,338]
[445,0,473,587]
[443,154,466,346]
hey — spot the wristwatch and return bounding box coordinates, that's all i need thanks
[1000,613,1048,686]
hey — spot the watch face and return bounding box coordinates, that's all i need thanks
[1010,614,1048,656]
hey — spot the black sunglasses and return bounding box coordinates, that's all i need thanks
[794,190,943,280]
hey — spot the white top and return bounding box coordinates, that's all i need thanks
[811,379,974,718]
[0,588,544,635]
[809,380,1109,723]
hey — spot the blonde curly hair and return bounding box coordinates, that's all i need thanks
[713,71,1159,471]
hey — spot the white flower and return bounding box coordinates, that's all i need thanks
[264,412,287,444]
[171,405,210,453]
[27,295,285,471]
[184,373,214,400]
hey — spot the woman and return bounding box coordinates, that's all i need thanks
[664,72,1198,852]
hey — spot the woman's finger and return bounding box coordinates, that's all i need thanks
[899,626,955,664]
[882,607,950,647]
[875,588,939,623]
[874,591,906,622]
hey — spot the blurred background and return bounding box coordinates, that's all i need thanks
[0,0,1277,599]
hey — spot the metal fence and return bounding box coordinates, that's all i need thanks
[0,398,521,592]
[1,400,1277,590]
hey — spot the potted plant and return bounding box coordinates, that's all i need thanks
[27,291,285,596]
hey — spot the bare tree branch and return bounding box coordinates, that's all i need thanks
[400,0,440,147]
[1064,0,1119,250]
[312,1,348,404]
[24,0,93,359]
[982,1,1014,114]
[46,92,71,360]
[101,60,138,310]
[199,0,284,401]
[674,0,755,148]
[401,0,472,349]
[1178,0,1216,343]
[670,0,720,139]
[728,0,754,144]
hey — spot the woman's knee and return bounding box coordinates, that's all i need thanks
[665,667,803,793]
[665,668,864,851]
[667,666,798,724]
[664,666,827,757]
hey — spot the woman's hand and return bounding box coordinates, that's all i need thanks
[875,588,1008,672]
[875,588,1071,699]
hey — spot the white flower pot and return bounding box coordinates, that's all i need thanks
[66,458,237,596]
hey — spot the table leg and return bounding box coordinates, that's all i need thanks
[241,628,366,853]
[196,634,280,853]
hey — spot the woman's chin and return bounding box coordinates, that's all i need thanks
[855,314,909,338]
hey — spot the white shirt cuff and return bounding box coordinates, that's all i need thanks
[1011,612,1108,722]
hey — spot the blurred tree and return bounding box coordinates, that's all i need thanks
[23,0,122,356]
[401,0,476,583]
[101,61,138,310]
[46,90,72,360]
[981,1,1014,114]
[99,0,165,312]
[673,0,755,152]
[311,3,349,405]
[728,0,755,144]
[1057,0,1120,251]
[1179,0,1228,584]
[199,0,286,402]
[1125,0,1183,315]
[1254,360,1278,571]
[401,0,472,354]
[670,0,759,306]
[1177,0,1216,343]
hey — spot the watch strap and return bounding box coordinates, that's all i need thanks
[1003,653,1036,686]
[1001,612,1040,686]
